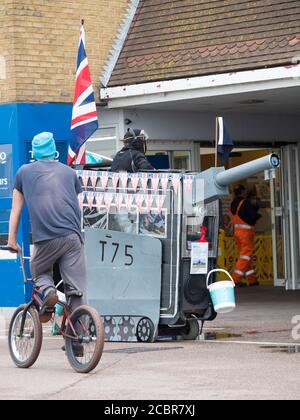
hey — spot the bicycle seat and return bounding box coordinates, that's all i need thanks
[64,285,83,298]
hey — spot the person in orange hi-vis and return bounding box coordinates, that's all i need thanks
[231,185,262,287]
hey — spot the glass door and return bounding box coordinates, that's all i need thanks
[270,153,286,287]
[272,145,300,290]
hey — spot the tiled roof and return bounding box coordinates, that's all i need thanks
[108,0,300,87]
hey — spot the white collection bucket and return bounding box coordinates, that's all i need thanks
[206,269,236,314]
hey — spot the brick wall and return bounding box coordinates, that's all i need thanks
[0,0,130,104]
[0,0,16,103]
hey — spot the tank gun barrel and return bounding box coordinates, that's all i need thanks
[215,153,280,188]
[196,153,280,203]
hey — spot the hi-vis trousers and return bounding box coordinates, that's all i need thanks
[232,229,257,285]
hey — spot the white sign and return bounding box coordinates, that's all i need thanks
[0,151,7,164]
[0,250,17,260]
[190,242,209,275]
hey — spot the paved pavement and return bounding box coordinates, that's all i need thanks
[1,336,300,400]
[0,286,300,400]
[210,286,300,344]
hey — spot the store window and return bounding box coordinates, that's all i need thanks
[146,150,191,170]
[146,151,170,170]
[173,151,191,170]
[86,126,117,160]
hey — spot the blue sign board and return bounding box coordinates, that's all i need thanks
[0,144,13,198]
[0,103,72,307]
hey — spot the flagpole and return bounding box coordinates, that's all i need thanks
[215,116,218,167]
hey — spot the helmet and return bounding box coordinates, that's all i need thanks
[123,128,149,154]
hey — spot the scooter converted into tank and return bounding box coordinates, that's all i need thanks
[75,153,280,342]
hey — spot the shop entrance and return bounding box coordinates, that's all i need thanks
[146,142,300,291]
[201,147,275,287]
[271,145,300,290]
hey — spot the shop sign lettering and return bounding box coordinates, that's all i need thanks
[0,145,13,198]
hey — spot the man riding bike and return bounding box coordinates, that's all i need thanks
[8,132,87,323]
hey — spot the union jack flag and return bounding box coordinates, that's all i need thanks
[68,21,98,165]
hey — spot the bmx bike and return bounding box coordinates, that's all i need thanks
[1,246,105,374]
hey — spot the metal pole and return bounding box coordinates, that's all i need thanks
[215,117,218,167]
[215,153,280,188]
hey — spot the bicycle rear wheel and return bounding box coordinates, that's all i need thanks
[65,305,104,374]
[8,305,43,368]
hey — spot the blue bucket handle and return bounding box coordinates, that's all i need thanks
[206,269,235,289]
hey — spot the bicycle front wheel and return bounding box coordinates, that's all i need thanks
[65,305,104,374]
[8,305,43,369]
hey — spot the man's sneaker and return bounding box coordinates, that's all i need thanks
[39,290,58,323]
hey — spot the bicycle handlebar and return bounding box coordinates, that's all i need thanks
[0,245,20,254]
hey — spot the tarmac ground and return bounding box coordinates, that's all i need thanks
[0,286,300,400]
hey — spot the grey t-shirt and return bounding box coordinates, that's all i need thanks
[14,160,83,244]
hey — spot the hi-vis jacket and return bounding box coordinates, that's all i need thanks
[231,197,261,229]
